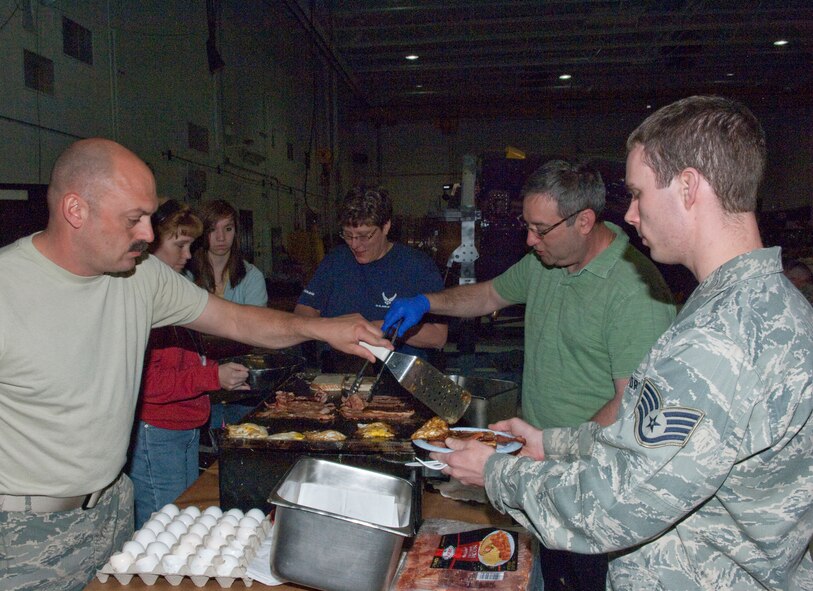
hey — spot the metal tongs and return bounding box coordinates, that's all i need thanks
[347,320,401,401]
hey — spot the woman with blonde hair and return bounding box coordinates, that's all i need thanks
[128,199,249,528]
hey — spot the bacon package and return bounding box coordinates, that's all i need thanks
[393,519,537,591]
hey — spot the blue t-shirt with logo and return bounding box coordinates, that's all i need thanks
[298,242,444,356]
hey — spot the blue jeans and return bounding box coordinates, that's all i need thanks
[209,402,254,429]
[127,421,199,529]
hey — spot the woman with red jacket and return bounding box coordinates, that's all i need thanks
[127,200,249,528]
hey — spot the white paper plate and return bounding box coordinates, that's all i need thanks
[413,427,523,454]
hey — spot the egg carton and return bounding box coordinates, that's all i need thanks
[96,504,271,588]
[95,562,256,588]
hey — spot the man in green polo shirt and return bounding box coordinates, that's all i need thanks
[382,158,675,591]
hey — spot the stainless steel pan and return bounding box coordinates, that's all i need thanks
[208,351,305,403]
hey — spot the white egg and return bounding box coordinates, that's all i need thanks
[194,546,218,563]
[224,508,244,519]
[187,555,210,575]
[121,540,144,556]
[159,503,180,517]
[160,553,186,574]
[144,541,171,558]
[172,542,197,558]
[175,513,195,527]
[226,538,246,552]
[142,520,165,536]
[182,505,201,518]
[204,533,229,549]
[214,554,240,577]
[245,508,266,522]
[219,514,239,527]
[133,554,160,573]
[133,528,156,546]
[188,523,209,538]
[165,521,187,538]
[202,505,223,518]
[238,516,260,530]
[109,551,135,572]
[179,532,203,547]
[156,531,177,547]
[214,521,236,537]
[151,512,172,526]
[196,514,218,529]
[220,544,243,559]
[234,526,256,543]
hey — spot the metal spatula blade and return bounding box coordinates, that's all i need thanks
[359,342,472,423]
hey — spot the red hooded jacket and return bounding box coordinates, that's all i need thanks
[137,325,220,430]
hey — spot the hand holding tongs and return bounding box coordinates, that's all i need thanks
[348,319,402,400]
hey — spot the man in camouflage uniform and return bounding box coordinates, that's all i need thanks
[433,96,813,590]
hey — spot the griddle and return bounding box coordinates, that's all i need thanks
[218,372,431,514]
[222,373,432,452]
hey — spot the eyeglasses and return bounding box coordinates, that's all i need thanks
[339,227,379,244]
[517,208,587,238]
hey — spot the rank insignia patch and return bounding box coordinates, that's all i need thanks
[634,380,704,447]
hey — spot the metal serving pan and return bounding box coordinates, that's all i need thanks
[268,457,414,591]
[448,374,518,428]
[208,351,305,403]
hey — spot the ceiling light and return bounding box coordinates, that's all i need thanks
[773,39,788,46]
[405,54,419,60]
[559,74,572,80]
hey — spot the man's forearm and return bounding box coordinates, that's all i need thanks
[192,296,312,348]
[403,322,448,349]
[426,281,507,318]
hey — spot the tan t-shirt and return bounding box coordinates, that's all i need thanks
[0,235,208,496]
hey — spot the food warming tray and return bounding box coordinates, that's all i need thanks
[268,457,414,591]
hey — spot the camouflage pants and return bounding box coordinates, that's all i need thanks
[0,473,134,591]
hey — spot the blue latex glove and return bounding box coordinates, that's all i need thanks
[382,295,430,338]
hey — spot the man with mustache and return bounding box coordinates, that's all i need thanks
[0,137,390,591]
[383,159,676,591]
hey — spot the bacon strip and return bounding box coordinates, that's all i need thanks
[425,429,526,448]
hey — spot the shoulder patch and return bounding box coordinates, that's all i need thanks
[634,379,704,448]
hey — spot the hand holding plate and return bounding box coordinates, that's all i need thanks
[430,436,494,487]
[490,418,544,460]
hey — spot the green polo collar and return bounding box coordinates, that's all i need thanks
[569,221,630,279]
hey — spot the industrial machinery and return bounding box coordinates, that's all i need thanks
[425,150,540,361]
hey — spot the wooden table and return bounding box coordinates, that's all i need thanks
[84,464,514,590]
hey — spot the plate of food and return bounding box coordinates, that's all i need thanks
[411,418,525,454]
[478,529,515,567]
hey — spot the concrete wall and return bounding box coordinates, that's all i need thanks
[0,0,337,276]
